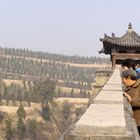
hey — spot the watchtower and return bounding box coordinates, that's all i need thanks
[99,23,140,68]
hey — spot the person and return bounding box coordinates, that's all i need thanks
[136,64,140,79]
[122,69,140,134]
[121,59,140,80]
[121,59,136,71]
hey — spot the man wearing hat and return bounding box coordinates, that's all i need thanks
[122,69,140,134]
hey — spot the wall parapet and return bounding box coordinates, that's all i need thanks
[64,68,140,140]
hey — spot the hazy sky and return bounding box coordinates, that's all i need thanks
[0,0,140,57]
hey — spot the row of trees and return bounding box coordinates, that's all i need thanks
[0,54,97,84]
[57,81,92,90]
[56,88,91,98]
[0,80,32,106]
[0,47,110,64]
[0,79,91,107]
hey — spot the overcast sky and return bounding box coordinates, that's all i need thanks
[0,0,140,57]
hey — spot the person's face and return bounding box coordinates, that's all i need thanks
[122,66,128,71]
[122,77,132,87]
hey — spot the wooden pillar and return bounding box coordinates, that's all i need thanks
[112,55,116,69]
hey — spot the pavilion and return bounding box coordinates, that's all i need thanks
[99,23,140,68]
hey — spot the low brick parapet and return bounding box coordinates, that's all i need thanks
[64,68,139,140]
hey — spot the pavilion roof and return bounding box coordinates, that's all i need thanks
[100,23,140,47]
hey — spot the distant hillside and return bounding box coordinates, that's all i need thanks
[0,47,111,99]
[0,47,111,140]
[0,47,110,83]
[0,47,110,64]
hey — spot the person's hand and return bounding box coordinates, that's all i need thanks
[123,92,132,102]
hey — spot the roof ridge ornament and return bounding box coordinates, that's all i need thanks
[104,33,107,37]
[128,22,132,29]
[111,33,115,38]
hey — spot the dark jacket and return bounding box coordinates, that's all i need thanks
[125,79,140,126]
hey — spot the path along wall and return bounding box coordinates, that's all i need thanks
[64,68,140,140]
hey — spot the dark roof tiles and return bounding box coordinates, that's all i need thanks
[100,24,140,47]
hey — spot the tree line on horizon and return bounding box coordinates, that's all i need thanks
[0,47,110,64]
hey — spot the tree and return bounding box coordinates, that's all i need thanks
[5,118,12,140]
[29,119,37,140]
[4,86,9,106]
[33,78,55,120]
[22,80,27,101]
[75,108,84,117]
[17,104,26,140]
[80,89,83,98]
[57,87,61,97]
[0,80,3,104]
[17,104,26,119]
[83,89,87,98]
[88,91,91,98]
[17,88,23,103]
[70,88,74,97]
[10,83,16,106]
[27,81,32,107]
[87,82,91,90]
[0,90,2,105]
[4,86,7,99]
[62,102,70,121]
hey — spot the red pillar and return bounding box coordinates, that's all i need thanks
[112,55,116,69]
